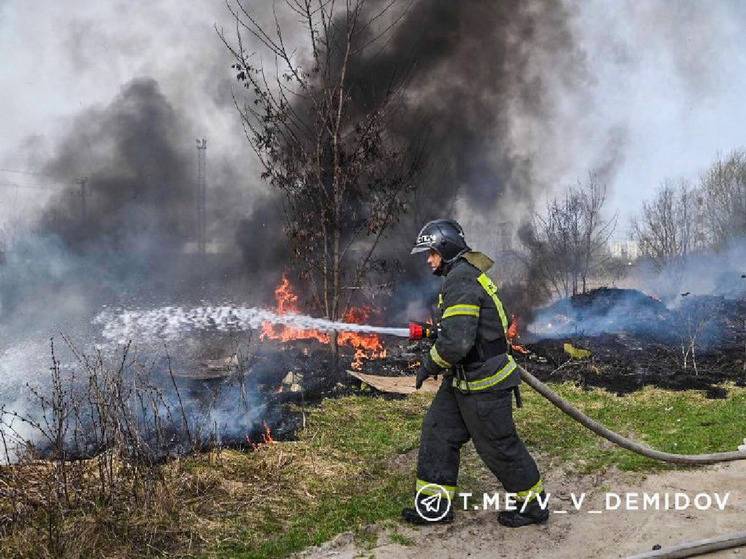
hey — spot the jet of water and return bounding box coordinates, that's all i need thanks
[94,305,410,344]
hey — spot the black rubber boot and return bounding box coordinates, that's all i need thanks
[402,492,454,525]
[497,492,549,528]
[401,506,454,525]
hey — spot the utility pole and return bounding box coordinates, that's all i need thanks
[195,139,207,256]
[76,177,88,220]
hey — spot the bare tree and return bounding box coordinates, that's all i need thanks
[218,1,423,347]
[631,179,700,270]
[579,176,616,292]
[699,150,746,248]
[520,175,616,298]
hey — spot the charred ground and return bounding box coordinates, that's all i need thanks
[356,288,746,398]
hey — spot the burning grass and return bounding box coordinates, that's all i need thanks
[260,274,387,371]
[3,382,746,558]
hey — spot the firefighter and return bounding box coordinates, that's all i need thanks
[401,219,549,527]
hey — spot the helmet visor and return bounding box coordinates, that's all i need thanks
[410,244,433,255]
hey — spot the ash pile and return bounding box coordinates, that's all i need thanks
[521,288,746,397]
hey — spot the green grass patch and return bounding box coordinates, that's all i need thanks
[388,530,415,546]
[208,395,427,558]
[517,383,746,472]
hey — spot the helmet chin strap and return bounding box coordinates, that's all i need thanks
[435,248,469,275]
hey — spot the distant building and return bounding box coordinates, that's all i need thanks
[610,239,640,261]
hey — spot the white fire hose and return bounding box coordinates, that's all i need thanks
[625,532,746,559]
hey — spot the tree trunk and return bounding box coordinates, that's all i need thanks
[330,222,341,379]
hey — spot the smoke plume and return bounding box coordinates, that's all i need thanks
[41,78,193,253]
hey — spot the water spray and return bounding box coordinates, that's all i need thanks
[94,305,413,344]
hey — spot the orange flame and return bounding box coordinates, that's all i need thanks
[247,420,275,449]
[507,314,529,354]
[261,274,385,369]
[261,275,329,343]
[338,306,386,370]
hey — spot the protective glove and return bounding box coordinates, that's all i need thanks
[415,356,440,389]
[415,363,431,390]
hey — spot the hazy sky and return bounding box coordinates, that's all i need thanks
[1,0,745,238]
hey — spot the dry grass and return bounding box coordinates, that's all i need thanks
[0,394,431,558]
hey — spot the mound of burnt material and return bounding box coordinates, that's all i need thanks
[528,288,673,341]
[358,339,428,376]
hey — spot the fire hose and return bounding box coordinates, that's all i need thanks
[517,367,746,558]
[626,532,746,559]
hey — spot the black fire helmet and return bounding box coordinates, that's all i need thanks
[410,219,470,263]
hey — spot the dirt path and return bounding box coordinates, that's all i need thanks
[298,459,746,559]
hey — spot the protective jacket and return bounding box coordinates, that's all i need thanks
[422,251,519,393]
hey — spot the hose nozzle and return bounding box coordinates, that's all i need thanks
[408,321,437,341]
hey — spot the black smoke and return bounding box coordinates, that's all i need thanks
[1,2,593,340]
[346,0,586,217]
[32,77,287,307]
[41,78,193,254]
[289,0,589,318]
[0,78,272,348]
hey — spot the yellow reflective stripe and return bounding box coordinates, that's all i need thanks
[416,479,457,499]
[476,273,509,332]
[437,293,444,309]
[452,355,517,392]
[442,304,480,319]
[516,478,544,502]
[429,345,451,369]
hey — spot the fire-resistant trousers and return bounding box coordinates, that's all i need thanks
[416,379,542,498]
